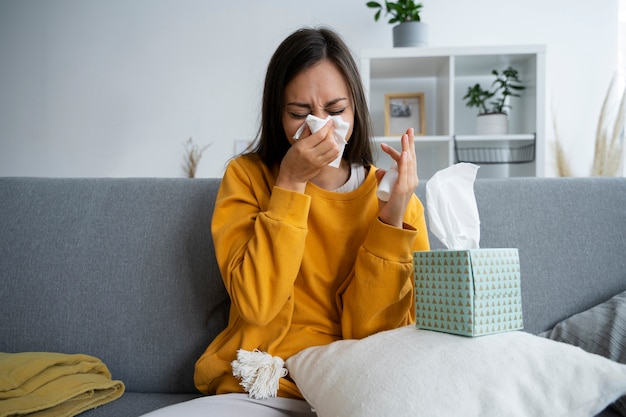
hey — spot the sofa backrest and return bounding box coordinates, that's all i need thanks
[1,176,625,395]
[416,177,626,335]
[0,178,229,394]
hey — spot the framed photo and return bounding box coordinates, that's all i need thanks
[384,93,426,136]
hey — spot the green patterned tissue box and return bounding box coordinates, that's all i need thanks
[413,249,523,337]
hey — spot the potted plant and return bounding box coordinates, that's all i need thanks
[463,66,525,135]
[367,0,428,47]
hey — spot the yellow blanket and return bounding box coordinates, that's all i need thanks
[0,352,125,417]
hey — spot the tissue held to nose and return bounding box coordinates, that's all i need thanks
[292,114,350,168]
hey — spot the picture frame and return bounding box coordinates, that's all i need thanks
[384,92,426,136]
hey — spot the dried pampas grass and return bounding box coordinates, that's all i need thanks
[553,75,625,177]
[552,107,573,177]
[182,137,211,178]
[591,76,625,177]
[553,138,573,178]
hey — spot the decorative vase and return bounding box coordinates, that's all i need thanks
[392,21,428,47]
[475,113,508,135]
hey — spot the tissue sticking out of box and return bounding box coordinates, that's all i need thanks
[425,163,480,249]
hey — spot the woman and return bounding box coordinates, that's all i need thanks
[142,26,429,417]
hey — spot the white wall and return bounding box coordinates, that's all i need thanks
[0,0,619,178]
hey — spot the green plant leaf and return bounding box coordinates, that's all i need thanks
[369,0,423,24]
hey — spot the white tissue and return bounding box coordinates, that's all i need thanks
[425,163,480,249]
[292,115,350,168]
[377,161,397,201]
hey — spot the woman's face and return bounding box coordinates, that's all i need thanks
[282,59,354,145]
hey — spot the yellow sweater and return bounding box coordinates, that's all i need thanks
[194,155,430,398]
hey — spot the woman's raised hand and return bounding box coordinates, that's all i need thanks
[377,127,419,228]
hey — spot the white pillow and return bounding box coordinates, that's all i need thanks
[286,326,626,417]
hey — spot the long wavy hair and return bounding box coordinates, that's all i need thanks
[248,27,374,169]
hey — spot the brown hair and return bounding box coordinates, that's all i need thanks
[249,27,374,169]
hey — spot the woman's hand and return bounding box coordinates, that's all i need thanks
[376,128,419,228]
[276,120,340,193]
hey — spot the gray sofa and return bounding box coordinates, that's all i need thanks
[1,176,625,417]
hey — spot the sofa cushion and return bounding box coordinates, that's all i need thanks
[286,326,626,417]
[0,178,229,394]
[542,290,626,416]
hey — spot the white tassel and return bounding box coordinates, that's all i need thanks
[231,349,288,399]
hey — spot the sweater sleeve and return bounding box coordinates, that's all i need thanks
[212,158,310,326]
[340,194,430,339]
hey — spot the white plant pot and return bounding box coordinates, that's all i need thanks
[476,113,508,135]
[392,22,428,47]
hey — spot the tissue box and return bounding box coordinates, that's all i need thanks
[413,248,523,337]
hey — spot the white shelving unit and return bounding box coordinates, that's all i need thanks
[360,45,546,179]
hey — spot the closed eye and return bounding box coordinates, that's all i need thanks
[285,98,348,119]
[327,108,346,116]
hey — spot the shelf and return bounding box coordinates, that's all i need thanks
[373,135,450,144]
[361,45,545,178]
[368,56,449,79]
[361,45,545,59]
